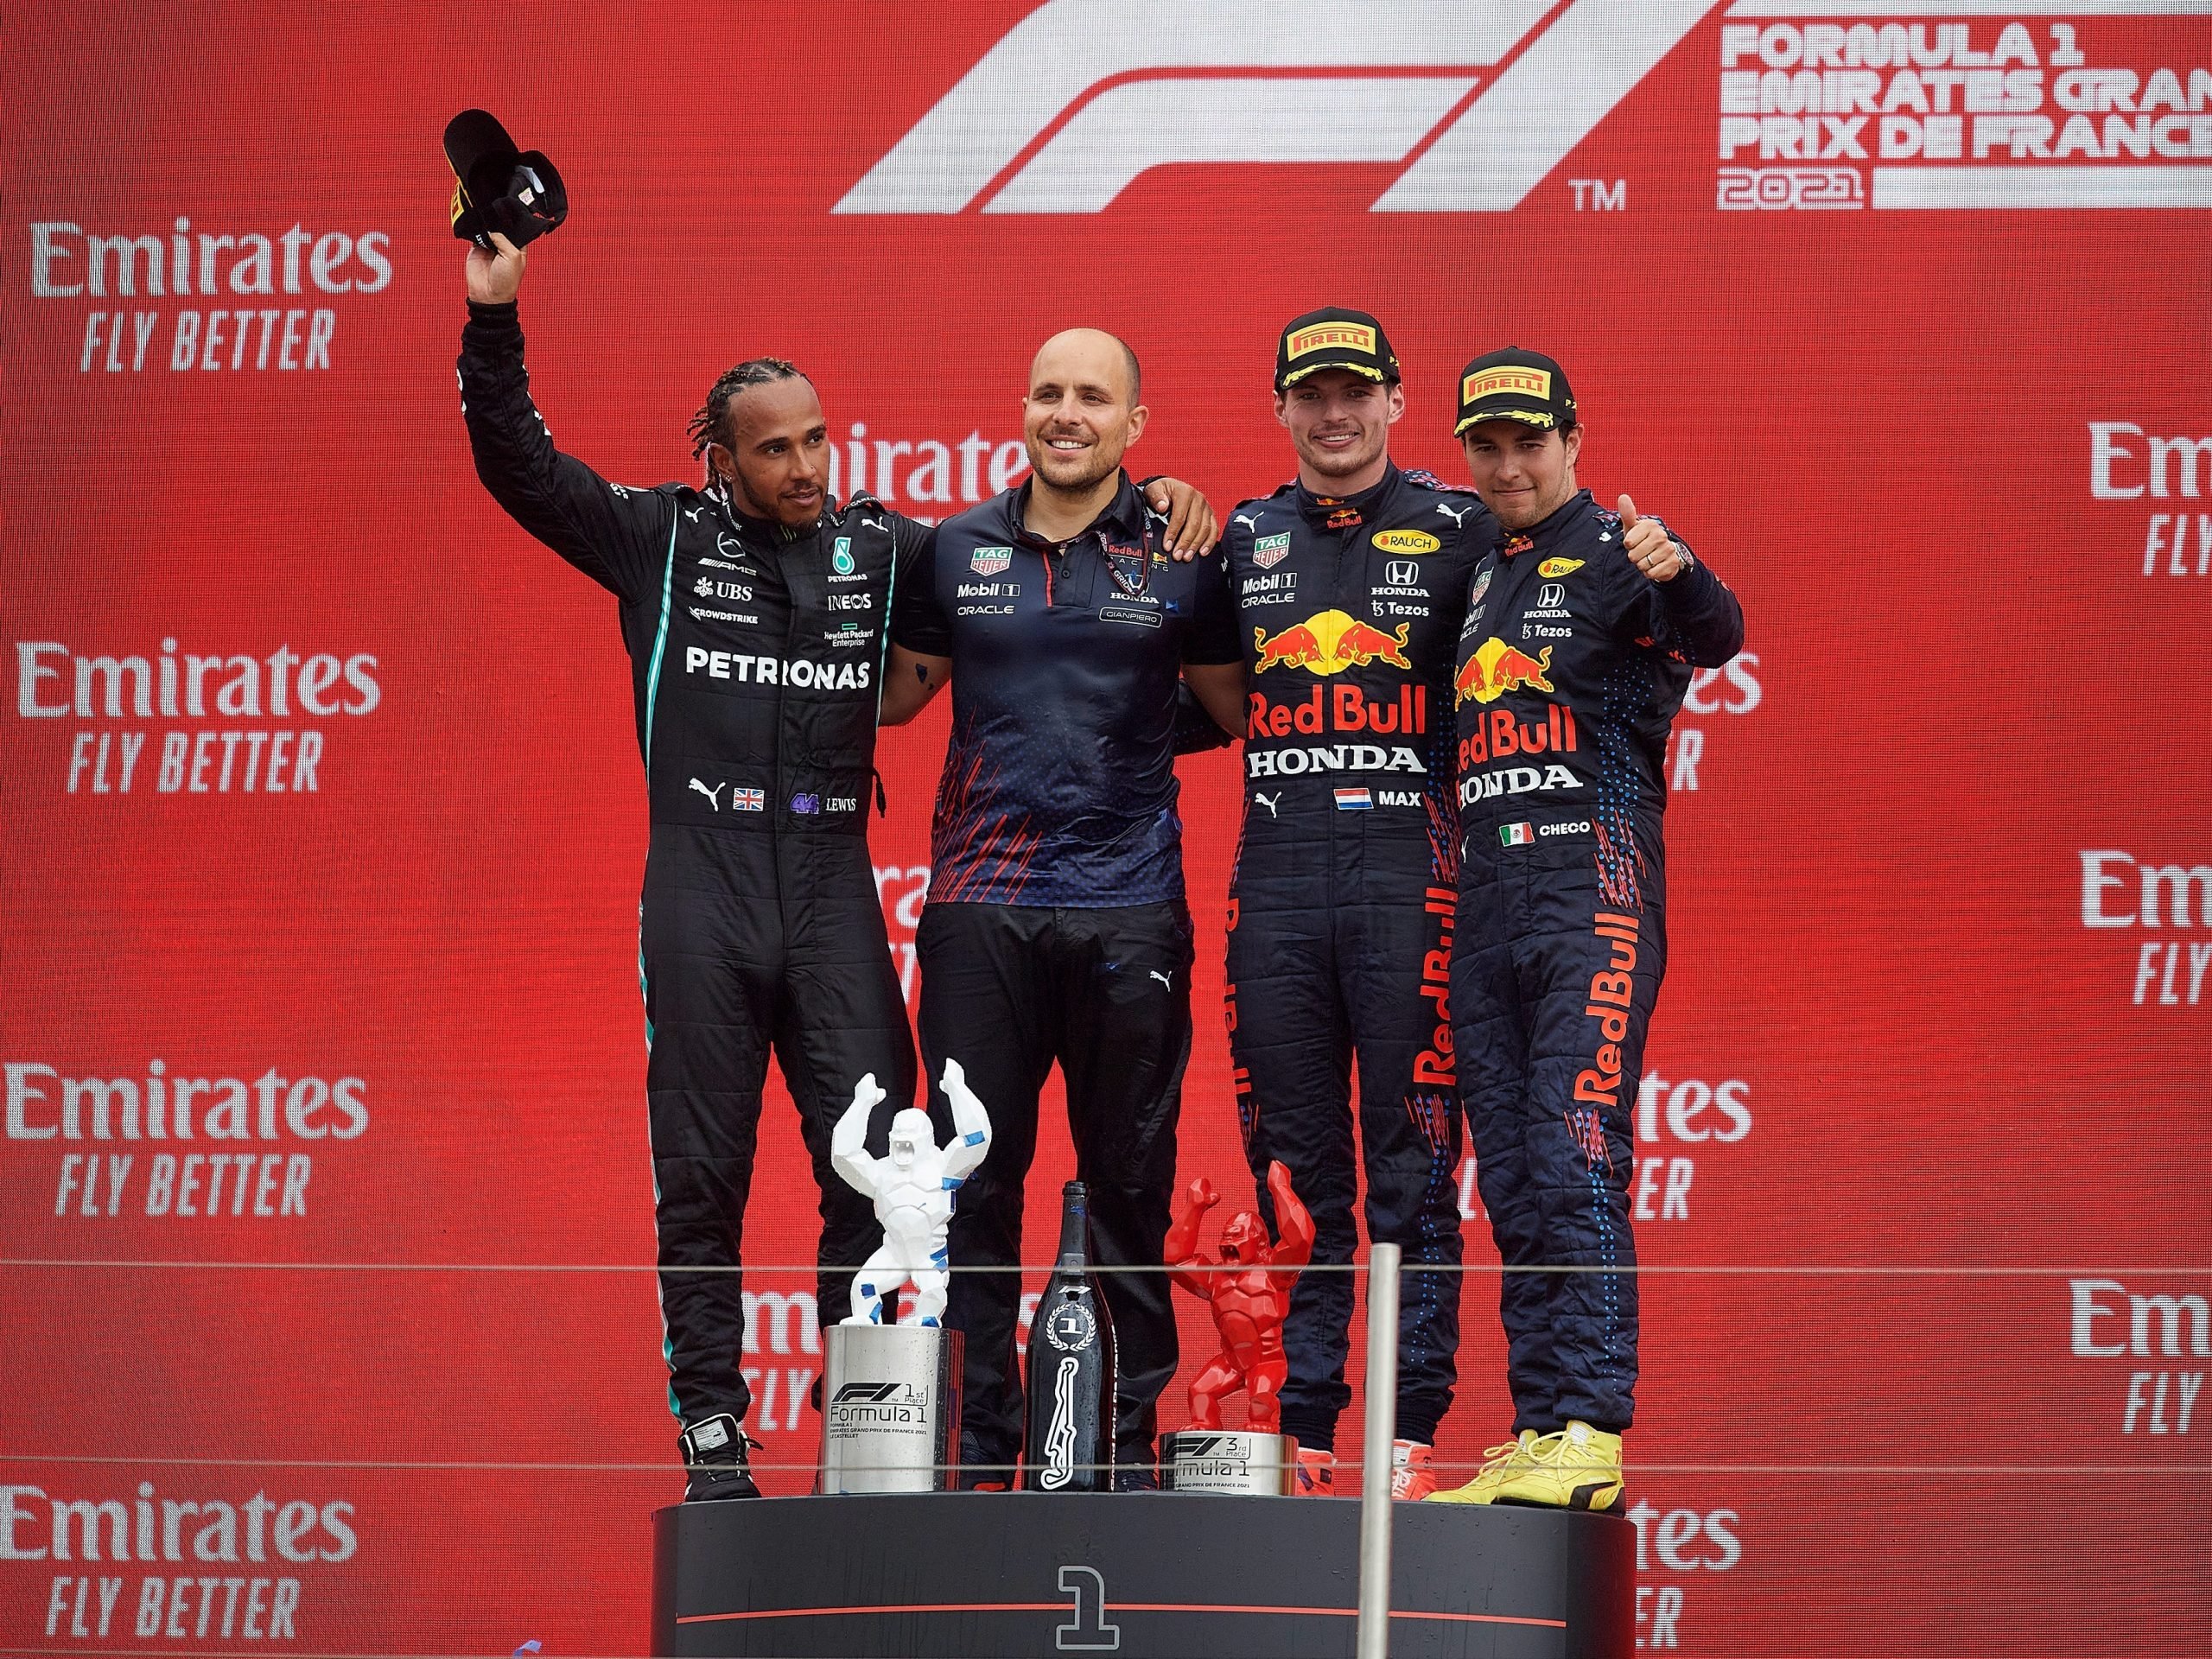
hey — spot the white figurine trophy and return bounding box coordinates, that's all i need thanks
[818,1061,991,1494]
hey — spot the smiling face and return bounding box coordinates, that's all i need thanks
[711,376,830,526]
[1275,367,1403,495]
[1022,329,1147,494]
[1459,418,1583,530]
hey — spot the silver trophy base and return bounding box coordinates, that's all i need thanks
[821,1323,963,1494]
[1161,1430,1299,1495]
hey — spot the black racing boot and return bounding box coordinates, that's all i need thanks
[679,1413,762,1501]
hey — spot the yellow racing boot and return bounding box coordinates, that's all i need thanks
[1491,1421,1624,1513]
[1423,1430,1537,1505]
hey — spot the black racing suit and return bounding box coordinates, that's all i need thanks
[894,474,1241,1477]
[1218,464,1490,1452]
[460,300,928,1433]
[1448,490,1743,1434]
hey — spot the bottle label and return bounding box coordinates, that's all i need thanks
[1042,1300,1097,1353]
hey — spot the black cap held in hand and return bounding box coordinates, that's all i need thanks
[445,109,569,250]
[1274,307,1401,391]
[1453,347,1577,435]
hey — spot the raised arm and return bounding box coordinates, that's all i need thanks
[1163,1174,1221,1300]
[830,1073,887,1198]
[938,1058,993,1184]
[457,233,668,602]
[1617,494,1745,667]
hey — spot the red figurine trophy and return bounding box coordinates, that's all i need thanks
[1160,1160,1315,1494]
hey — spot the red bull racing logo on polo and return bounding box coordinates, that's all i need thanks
[1252,610,1412,675]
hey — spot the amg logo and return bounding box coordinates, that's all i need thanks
[835,1,1712,214]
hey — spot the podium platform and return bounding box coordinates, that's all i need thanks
[652,1491,1631,1657]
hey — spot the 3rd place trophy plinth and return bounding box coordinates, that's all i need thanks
[1159,1160,1314,1494]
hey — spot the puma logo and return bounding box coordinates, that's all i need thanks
[1435,502,1475,526]
[861,516,888,533]
[689,778,726,810]
[1149,970,1173,990]
[1232,512,1262,531]
[1253,791,1281,818]
[684,507,702,523]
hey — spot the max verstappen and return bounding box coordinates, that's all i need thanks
[1427,351,1744,1512]
[457,235,1211,1500]
[1216,311,1694,1501]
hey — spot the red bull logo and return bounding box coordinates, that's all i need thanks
[1453,637,1555,706]
[1252,610,1413,677]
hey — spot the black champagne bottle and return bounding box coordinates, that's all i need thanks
[1022,1180,1116,1491]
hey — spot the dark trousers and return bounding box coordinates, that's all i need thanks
[918,899,1195,1474]
[1227,871,1465,1451]
[641,825,916,1428]
[1452,821,1664,1433]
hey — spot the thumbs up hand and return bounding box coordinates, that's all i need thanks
[1619,494,1685,582]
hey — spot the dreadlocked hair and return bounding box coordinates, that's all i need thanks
[687,358,810,480]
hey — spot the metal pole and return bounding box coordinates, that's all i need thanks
[1355,1242,1401,1659]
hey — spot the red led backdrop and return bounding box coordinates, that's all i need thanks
[4,3,2207,1651]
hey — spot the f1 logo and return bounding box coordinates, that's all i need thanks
[836,0,1712,214]
[1386,560,1419,586]
[1056,1565,1120,1651]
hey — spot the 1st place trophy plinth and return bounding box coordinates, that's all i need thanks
[657,1097,1633,1657]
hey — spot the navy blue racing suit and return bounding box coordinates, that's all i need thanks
[1449,490,1742,1433]
[1218,464,1490,1452]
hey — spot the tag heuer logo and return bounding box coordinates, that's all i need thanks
[970,544,1013,575]
[1252,533,1291,569]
